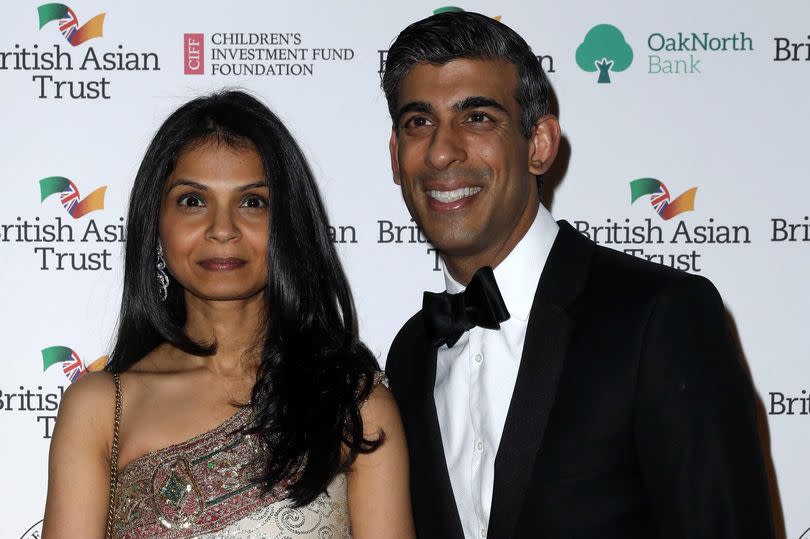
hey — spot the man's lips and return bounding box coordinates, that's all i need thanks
[197,258,247,271]
[426,186,482,203]
[425,186,483,210]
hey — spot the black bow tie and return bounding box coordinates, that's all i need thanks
[423,266,510,348]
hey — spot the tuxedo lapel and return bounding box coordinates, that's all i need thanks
[487,302,571,539]
[487,221,594,539]
[412,327,465,539]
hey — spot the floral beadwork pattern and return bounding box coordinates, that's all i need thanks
[193,475,350,539]
[110,371,387,538]
[111,406,351,538]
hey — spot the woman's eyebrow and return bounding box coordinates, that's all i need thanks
[237,181,269,191]
[165,179,207,193]
[165,179,268,194]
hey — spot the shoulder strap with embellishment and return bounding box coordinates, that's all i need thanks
[105,372,122,539]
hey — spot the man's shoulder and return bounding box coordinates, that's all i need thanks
[587,240,715,298]
[564,233,722,319]
[555,221,716,307]
[388,310,425,360]
[385,310,429,401]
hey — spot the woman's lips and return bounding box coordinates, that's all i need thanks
[197,258,247,271]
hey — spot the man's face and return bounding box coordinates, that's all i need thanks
[389,58,554,267]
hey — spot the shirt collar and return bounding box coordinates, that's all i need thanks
[442,204,559,322]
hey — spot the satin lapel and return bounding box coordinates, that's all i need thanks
[419,340,465,539]
[487,221,594,539]
[487,303,571,539]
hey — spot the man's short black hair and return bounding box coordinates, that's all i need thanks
[382,11,551,137]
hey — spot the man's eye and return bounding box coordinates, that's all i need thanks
[404,116,432,128]
[178,193,205,207]
[467,111,491,123]
[241,195,268,209]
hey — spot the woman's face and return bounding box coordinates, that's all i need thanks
[158,139,270,302]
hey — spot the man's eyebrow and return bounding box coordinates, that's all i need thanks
[453,96,509,115]
[395,101,433,124]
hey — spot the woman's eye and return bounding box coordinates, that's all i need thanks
[178,193,205,207]
[241,195,268,209]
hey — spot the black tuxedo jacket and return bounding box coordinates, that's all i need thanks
[386,221,774,539]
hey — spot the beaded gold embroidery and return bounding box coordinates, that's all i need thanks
[110,372,386,538]
[111,407,276,538]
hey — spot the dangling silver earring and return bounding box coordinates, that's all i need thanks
[156,243,169,302]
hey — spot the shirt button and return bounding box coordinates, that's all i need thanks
[474,353,483,364]
[481,528,487,538]
[476,441,484,451]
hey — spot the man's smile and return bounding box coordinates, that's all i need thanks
[426,186,483,203]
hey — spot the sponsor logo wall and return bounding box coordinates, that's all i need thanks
[1,1,807,537]
[2,3,160,99]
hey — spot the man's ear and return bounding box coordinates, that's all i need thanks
[389,128,401,185]
[528,115,561,176]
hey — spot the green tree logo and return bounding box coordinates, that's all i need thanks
[576,24,633,83]
[433,6,465,13]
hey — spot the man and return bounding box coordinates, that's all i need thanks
[383,11,774,539]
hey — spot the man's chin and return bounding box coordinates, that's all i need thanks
[428,236,487,259]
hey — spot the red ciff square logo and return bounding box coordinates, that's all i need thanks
[184,33,204,74]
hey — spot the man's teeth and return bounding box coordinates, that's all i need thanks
[427,187,482,203]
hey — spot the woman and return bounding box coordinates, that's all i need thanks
[42,91,414,538]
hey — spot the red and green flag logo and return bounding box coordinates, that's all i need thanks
[40,176,107,218]
[38,3,105,46]
[42,346,107,384]
[630,178,697,220]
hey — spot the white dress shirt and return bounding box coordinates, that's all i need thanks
[434,204,559,539]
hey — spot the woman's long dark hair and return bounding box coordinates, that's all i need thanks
[107,90,383,505]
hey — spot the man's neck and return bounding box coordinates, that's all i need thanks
[442,203,540,286]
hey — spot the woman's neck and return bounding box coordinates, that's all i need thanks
[178,291,265,377]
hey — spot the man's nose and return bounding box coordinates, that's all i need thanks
[425,122,466,170]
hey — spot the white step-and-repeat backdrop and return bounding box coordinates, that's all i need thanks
[1,1,807,537]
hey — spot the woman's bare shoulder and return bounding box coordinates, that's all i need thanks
[59,370,116,413]
[44,373,118,537]
[357,383,396,445]
[52,370,118,454]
